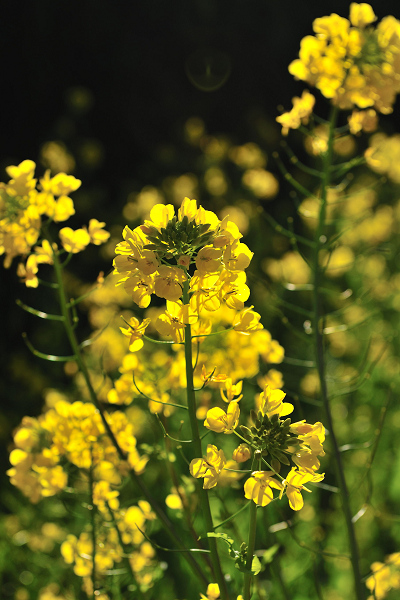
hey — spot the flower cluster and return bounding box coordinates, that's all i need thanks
[61,496,159,597]
[0,160,109,286]
[191,384,325,511]
[113,198,261,338]
[288,3,400,113]
[7,400,148,503]
[366,552,400,599]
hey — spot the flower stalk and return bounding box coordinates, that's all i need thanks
[182,278,228,599]
[312,106,365,600]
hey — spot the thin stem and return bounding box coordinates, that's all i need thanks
[243,501,258,600]
[312,106,365,600]
[182,278,228,600]
[89,453,96,600]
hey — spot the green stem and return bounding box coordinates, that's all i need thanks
[44,226,208,589]
[243,500,258,600]
[182,279,228,599]
[89,455,96,600]
[312,107,365,600]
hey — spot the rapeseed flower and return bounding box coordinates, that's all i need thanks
[288,3,400,113]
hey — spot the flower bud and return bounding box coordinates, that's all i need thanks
[232,443,251,463]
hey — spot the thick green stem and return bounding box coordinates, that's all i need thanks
[243,500,258,600]
[312,107,365,600]
[182,279,228,599]
[46,230,208,588]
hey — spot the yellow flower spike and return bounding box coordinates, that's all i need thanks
[120,316,151,351]
[244,471,283,507]
[204,401,240,434]
[288,5,400,113]
[189,444,226,489]
[259,384,294,418]
[59,226,91,254]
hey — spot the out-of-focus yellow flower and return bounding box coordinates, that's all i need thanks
[220,378,243,403]
[244,471,283,506]
[320,245,355,277]
[242,168,279,199]
[233,306,263,334]
[366,552,400,599]
[200,583,220,599]
[120,316,151,351]
[276,90,315,135]
[348,108,378,134]
[88,219,110,245]
[59,227,91,253]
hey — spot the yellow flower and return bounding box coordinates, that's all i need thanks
[154,265,186,302]
[88,219,110,245]
[233,306,263,334]
[120,317,151,351]
[189,444,226,489]
[220,378,243,403]
[190,272,222,313]
[276,90,316,135]
[223,240,253,271]
[244,471,283,506]
[204,401,240,434]
[258,385,294,418]
[288,5,400,113]
[178,196,198,222]
[348,109,378,134]
[40,171,81,196]
[283,468,324,511]
[195,245,222,274]
[59,227,90,253]
[124,272,155,308]
[155,300,197,343]
[232,443,251,463]
[200,583,220,599]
